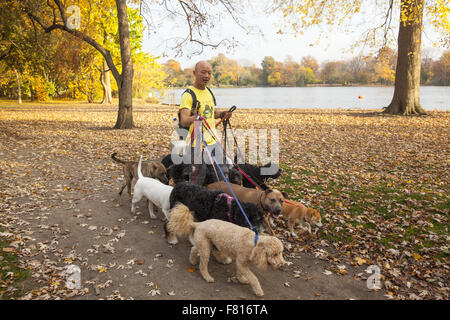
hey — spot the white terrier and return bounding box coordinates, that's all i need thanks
[131,155,173,220]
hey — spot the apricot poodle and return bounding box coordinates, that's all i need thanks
[167,203,286,297]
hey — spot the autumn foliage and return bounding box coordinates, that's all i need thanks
[0,102,448,299]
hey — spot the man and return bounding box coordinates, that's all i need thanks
[179,61,232,185]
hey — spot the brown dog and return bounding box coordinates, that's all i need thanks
[278,200,323,238]
[111,153,168,196]
[206,181,286,235]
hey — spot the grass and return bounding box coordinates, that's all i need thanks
[0,228,31,299]
[277,164,449,264]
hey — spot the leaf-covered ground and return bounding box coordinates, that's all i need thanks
[0,101,448,300]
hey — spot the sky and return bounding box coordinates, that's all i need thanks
[141,1,446,69]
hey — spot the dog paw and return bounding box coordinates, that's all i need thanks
[167,237,178,245]
[254,290,264,297]
[204,276,215,283]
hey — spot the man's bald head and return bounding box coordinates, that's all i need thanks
[194,60,212,71]
[193,60,212,89]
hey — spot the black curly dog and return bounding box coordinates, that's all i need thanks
[165,182,264,234]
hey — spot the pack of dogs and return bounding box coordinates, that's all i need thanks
[111,152,323,297]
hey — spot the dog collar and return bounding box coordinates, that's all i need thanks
[218,193,234,222]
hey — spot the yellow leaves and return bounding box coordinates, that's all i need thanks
[98,267,107,273]
[413,253,422,261]
[337,268,347,275]
[354,257,366,266]
[187,267,196,273]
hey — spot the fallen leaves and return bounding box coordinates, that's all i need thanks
[0,103,448,300]
[354,257,367,266]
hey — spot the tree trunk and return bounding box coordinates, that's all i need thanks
[29,80,35,101]
[384,0,426,115]
[13,67,22,104]
[114,0,134,129]
[101,59,113,104]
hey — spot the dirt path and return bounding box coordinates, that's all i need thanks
[0,104,386,300]
[4,158,385,300]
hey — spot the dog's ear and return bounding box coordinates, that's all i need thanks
[281,191,289,199]
[148,162,158,175]
[264,188,273,195]
[250,239,268,270]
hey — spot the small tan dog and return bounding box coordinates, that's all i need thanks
[111,153,168,196]
[278,200,323,238]
[168,203,286,297]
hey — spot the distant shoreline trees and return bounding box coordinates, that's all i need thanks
[162,49,450,88]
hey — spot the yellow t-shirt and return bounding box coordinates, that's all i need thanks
[179,86,217,146]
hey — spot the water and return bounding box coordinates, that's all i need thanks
[162,86,449,111]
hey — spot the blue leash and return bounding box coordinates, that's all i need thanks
[200,131,259,246]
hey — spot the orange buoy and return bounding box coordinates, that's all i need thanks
[358,95,365,99]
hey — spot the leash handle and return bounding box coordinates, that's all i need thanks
[217,105,237,127]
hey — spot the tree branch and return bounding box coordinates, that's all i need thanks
[24,2,121,84]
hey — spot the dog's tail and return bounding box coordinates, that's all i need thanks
[111,152,127,164]
[137,155,144,180]
[167,203,196,236]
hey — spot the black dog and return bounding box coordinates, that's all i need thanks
[161,154,243,186]
[167,182,264,232]
[233,156,281,190]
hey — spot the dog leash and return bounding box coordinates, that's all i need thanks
[204,145,220,183]
[199,115,264,191]
[225,119,264,190]
[221,106,236,155]
[200,130,259,246]
[216,105,236,128]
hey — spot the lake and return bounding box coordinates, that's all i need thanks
[162,86,449,111]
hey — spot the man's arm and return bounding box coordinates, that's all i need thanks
[180,108,197,128]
